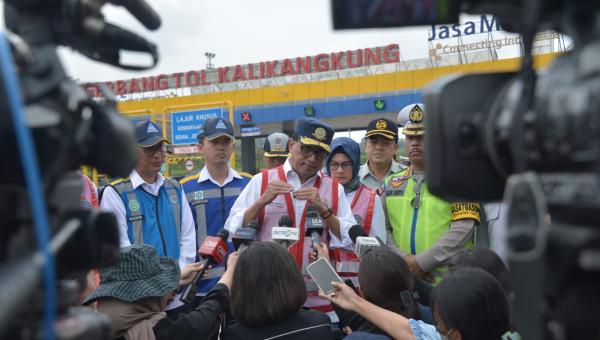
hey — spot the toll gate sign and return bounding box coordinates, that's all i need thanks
[171,108,223,145]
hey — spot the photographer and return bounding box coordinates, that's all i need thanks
[83,244,237,340]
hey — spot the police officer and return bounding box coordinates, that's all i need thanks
[324,137,386,286]
[180,117,251,296]
[101,120,196,271]
[263,132,290,169]
[384,104,480,282]
[225,117,356,321]
[359,117,406,189]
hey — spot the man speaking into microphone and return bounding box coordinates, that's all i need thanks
[225,118,356,321]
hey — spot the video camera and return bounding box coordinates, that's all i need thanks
[333,1,600,339]
[0,0,160,338]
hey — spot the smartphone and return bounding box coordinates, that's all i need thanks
[306,257,343,294]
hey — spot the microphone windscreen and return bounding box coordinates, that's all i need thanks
[216,228,229,240]
[278,216,293,227]
[348,225,367,243]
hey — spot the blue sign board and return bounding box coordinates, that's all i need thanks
[171,108,223,145]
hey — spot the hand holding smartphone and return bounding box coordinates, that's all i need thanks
[306,257,343,294]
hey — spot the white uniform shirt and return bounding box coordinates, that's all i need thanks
[101,170,196,268]
[225,160,356,248]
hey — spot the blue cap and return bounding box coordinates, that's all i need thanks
[295,118,334,152]
[197,117,234,142]
[135,120,170,147]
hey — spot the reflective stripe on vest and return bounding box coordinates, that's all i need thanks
[330,185,377,277]
[113,178,182,258]
[114,181,145,245]
[185,187,244,248]
[163,178,182,241]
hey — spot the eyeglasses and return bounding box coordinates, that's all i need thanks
[141,143,167,157]
[300,145,327,160]
[329,161,353,170]
[411,180,422,208]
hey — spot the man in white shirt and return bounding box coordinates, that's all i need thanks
[101,120,196,313]
[225,117,355,321]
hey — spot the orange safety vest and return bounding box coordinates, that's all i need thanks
[257,165,339,315]
[330,184,377,286]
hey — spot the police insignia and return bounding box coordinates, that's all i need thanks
[451,202,481,222]
[353,214,363,226]
[375,119,388,130]
[313,127,327,140]
[194,191,204,200]
[391,177,404,188]
[409,105,424,122]
[128,200,140,212]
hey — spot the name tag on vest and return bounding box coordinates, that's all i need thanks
[128,215,144,222]
[192,199,208,205]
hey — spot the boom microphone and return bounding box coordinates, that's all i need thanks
[180,229,229,304]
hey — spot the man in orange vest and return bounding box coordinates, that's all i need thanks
[225,118,356,322]
[324,137,386,287]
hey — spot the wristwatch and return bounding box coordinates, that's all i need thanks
[321,208,333,219]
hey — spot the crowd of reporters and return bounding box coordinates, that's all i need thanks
[76,106,521,340]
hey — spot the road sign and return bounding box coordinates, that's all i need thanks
[184,160,194,171]
[240,126,261,137]
[171,108,223,145]
[374,99,386,111]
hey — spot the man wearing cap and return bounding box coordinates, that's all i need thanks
[383,103,480,283]
[101,120,196,270]
[263,132,290,169]
[359,117,406,189]
[180,117,251,297]
[225,117,356,321]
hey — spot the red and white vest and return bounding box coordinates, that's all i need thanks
[331,184,377,287]
[257,165,339,316]
[81,175,99,209]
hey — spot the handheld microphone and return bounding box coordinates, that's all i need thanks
[305,207,324,246]
[348,225,381,258]
[272,216,299,248]
[180,229,229,304]
[232,220,258,252]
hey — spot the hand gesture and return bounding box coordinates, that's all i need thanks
[309,242,331,263]
[259,180,294,206]
[293,187,327,213]
[319,281,361,312]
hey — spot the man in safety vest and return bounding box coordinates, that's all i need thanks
[384,103,480,282]
[225,117,356,321]
[180,117,251,297]
[100,120,197,310]
[324,137,386,286]
[263,132,290,169]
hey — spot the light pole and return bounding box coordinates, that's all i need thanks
[205,52,216,69]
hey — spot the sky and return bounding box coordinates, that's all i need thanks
[55,0,432,82]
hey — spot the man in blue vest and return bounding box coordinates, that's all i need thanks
[180,117,251,297]
[100,120,197,310]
